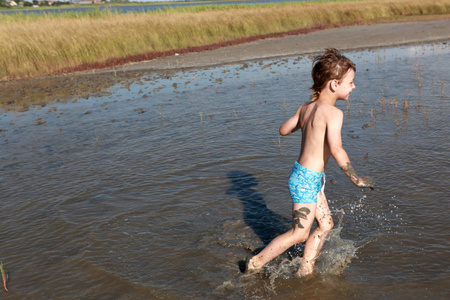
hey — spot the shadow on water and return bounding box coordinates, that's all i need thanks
[226,171,357,276]
[226,171,295,273]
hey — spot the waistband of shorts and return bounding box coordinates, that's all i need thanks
[293,161,324,177]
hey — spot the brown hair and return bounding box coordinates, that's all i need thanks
[310,48,356,100]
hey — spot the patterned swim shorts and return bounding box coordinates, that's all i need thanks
[288,161,325,203]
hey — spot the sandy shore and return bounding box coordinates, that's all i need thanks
[1,18,449,108]
[113,18,450,74]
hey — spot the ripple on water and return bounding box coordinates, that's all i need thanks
[0,42,449,298]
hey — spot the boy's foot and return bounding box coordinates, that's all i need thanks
[244,256,262,274]
[296,258,314,277]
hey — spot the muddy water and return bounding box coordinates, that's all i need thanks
[0,43,449,299]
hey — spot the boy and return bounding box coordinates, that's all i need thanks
[246,48,375,277]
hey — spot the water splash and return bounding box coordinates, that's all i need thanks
[264,209,356,280]
[314,226,356,275]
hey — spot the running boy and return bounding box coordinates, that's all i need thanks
[246,48,375,277]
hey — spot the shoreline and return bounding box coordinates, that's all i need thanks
[1,17,449,109]
[30,16,450,81]
[109,17,450,75]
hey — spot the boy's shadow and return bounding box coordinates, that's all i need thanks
[226,171,296,271]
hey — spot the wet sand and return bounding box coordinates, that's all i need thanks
[1,18,449,108]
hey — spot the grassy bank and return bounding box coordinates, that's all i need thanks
[1,0,449,81]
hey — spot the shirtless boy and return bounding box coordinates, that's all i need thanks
[246,48,375,277]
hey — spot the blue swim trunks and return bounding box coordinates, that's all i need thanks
[288,161,325,203]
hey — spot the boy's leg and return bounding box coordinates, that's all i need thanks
[297,192,334,276]
[247,202,316,271]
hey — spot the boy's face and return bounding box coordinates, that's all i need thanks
[336,69,356,101]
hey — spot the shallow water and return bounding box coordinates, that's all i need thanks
[0,0,312,16]
[0,43,449,299]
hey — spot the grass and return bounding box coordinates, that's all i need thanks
[0,262,7,292]
[0,0,449,81]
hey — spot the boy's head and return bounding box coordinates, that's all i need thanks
[310,48,356,100]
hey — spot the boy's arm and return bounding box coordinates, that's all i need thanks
[327,109,375,189]
[279,105,303,136]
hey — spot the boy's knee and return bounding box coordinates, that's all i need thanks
[322,218,334,231]
[293,232,309,244]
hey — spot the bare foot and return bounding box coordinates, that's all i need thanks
[245,257,261,274]
[297,258,314,277]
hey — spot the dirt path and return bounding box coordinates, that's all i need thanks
[112,18,450,74]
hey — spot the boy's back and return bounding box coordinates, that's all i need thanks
[280,100,343,175]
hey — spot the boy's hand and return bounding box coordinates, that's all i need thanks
[357,176,375,190]
[340,162,375,190]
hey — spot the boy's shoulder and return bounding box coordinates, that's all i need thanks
[298,100,343,120]
[314,102,343,127]
[315,101,342,115]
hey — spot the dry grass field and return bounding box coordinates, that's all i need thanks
[0,0,449,80]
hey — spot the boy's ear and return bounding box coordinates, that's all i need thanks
[330,79,339,92]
